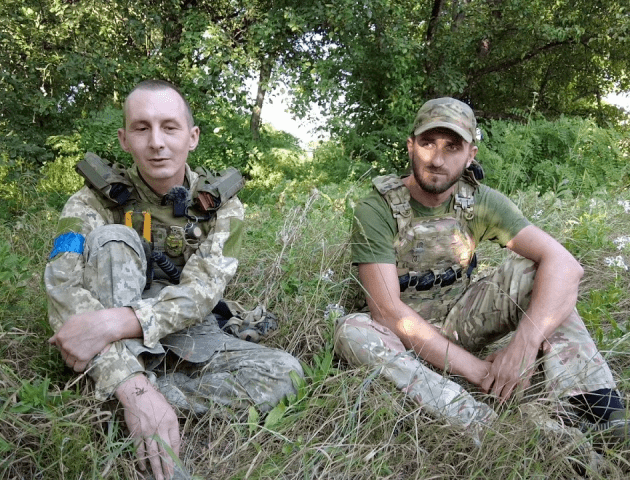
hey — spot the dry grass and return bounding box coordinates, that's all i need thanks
[1,183,630,479]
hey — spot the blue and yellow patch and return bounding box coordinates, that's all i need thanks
[49,232,85,259]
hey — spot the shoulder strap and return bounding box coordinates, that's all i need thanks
[75,152,134,223]
[372,174,412,233]
[75,152,133,207]
[453,178,477,220]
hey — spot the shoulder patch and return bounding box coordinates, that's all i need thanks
[49,232,85,259]
[55,217,83,236]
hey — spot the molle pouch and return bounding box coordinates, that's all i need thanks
[395,216,475,275]
[75,152,133,207]
[194,167,244,212]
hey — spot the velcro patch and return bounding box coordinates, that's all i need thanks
[49,232,85,259]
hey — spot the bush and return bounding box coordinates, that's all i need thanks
[478,116,629,197]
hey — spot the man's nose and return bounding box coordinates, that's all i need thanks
[429,148,445,167]
[149,128,165,149]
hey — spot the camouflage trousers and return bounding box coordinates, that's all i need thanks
[84,224,303,414]
[334,257,616,428]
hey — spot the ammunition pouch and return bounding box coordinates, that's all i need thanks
[193,166,244,213]
[399,254,478,292]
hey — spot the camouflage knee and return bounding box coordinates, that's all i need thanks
[334,312,408,368]
[442,257,536,351]
[83,224,147,308]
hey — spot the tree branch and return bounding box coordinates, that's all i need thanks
[472,36,592,78]
[426,0,444,43]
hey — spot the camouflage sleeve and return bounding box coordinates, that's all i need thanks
[130,196,245,348]
[44,187,145,400]
[45,187,110,331]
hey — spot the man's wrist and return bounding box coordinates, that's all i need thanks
[115,372,150,406]
[102,307,143,344]
[514,320,546,350]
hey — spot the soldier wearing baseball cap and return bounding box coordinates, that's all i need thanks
[333,96,627,448]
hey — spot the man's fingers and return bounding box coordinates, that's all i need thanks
[169,424,181,458]
[480,374,494,393]
[135,438,147,472]
[145,436,167,480]
[73,359,88,372]
[499,382,516,403]
[485,351,498,362]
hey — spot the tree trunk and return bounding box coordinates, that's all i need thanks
[250,57,273,141]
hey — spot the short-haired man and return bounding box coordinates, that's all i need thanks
[46,80,302,479]
[335,97,627,443]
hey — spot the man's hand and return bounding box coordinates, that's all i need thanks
[480,330,541,402]
[48,307,142,372]
[116,374,181,480]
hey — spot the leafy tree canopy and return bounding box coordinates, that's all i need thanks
[1,0,628,171]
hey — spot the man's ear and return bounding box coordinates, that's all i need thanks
[466,144,478,168]
[188,126,200,151]
[118,128,130,152]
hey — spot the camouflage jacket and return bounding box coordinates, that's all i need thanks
[44,164,244,399]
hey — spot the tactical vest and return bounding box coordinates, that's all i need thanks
[76,152,243,280]
[372,170,479,320]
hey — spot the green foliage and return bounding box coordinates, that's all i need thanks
[0,239,30,304]
[76,106,128,165]
[479,116,629,197]
[565,211,613,261]
[578,281,627,347]
[38,133,85,196]
[10,378,75,414]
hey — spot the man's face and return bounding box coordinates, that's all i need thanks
[407,128,477,195]
[118,87,199,194]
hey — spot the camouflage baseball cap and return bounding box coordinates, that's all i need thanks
[412,97,477,143]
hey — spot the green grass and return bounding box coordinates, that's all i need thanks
[1,176,630,479]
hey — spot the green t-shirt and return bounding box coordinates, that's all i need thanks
[351,181,531,265]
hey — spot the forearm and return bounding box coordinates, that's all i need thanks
[516,255,582,347]
[371,300,489,386]
[507,225,584,347]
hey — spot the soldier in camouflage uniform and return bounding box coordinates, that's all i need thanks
[46,80,303,480]
[335,97,627,439]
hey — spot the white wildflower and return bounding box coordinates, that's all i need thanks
[324,303,346,321]
[604,256,629,271]
[320,268,335,282]
[613,236,630,251]
[618,200,630,214]
[532,209,543,220]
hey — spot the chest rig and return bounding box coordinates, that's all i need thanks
[76,152,243,285]
[372,170,479,319]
